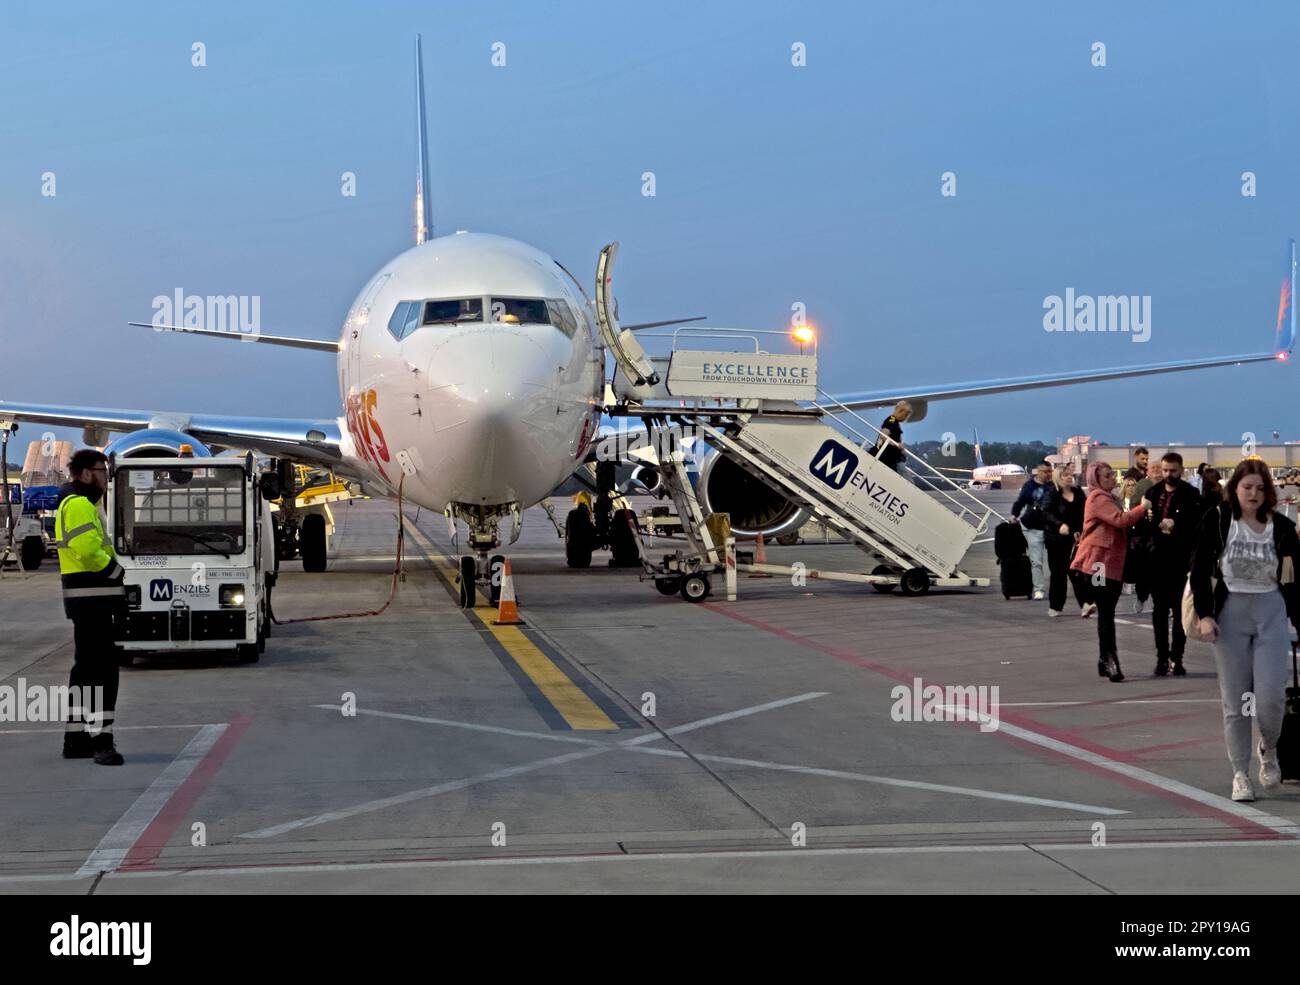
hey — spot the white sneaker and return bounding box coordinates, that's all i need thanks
[1080,603,1097,619]
[1259,744,1281,789]
[1048,608,1062,618]
[1232,771,1256,802]
[1032,590,1045,601]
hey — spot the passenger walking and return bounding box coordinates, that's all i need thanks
[1200,467,1223,517]
[1190,459,1300,802]
[1044,464,1091,617]
[1011,461,1054,601]
[1070,462,1147,682]
[1142,452,1200,676]
[1123,447,1149,484]
[1127,459,1162,615]
[870,400,912,473]
[1117,477,1146,614]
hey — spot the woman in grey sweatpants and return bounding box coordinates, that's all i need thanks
[1190,459,1300,803]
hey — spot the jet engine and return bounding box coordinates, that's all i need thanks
[697,452,807,539]
[102,429,213,458]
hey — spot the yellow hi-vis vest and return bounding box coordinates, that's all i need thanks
[55,492,124,617]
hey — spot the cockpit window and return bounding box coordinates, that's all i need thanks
[387,302,411,340]
[424,298,483,325]
[490,298,550,326]
[546,300,578,337]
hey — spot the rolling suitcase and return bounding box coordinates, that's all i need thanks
[994,521,1027,562]
[1278,643,1300,781]
[999,554,1033,600]
[994,522,1033,600]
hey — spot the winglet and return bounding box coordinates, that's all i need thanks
[414,35,433,245]
[973,427,984,469]
[1276,238,1295,357]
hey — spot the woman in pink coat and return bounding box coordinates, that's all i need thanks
[1071,461,1148,681]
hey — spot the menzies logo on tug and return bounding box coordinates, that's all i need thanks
[346,388,392,479]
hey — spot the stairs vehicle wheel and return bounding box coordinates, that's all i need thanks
[654,576,681,596]
[898,567,931,597]
[679,573,711,603]
[871,564,898,594]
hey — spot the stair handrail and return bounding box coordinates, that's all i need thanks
[812,388,998,534]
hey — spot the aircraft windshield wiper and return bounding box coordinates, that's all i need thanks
[150,528,233,558]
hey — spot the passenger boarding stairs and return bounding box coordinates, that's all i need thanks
[684,398,996,590]
[593,242,995,593]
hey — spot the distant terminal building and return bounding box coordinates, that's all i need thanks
[1050,435,1300,485]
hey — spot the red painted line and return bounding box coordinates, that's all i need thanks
[701,602,1280,838]
[120,716,253,870]
[1070,710,1202,733]
[1125,736,1223,759]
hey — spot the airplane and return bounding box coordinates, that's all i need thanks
[937,428,1029,490]
[1,38,1295,607]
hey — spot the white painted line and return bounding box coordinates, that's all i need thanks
[939,705,1300,837]
[311,705,610,747]
[315,698,1120,816]
[625,746,1127,816]
[243,693,828,840]
[90,836,1300,882]
[75,724,228,877]
[1000,700,1219,708]
[0,723,223,736]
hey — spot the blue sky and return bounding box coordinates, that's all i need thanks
[2,0,1298,453]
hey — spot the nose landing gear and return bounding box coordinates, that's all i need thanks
[451,505,513,610]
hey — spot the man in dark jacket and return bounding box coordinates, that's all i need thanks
[1123,447,1149,483]
[1143,451,1200,676]
[869,400,912,472]
[1011,462,1054,600]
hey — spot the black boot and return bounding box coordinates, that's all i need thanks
[1154,654,1169,677]
[91,732,124,766]
[1097,658,1110,678]
[1106,653,1125,683]
[1171,656,1186,677]
[62,730,92,759]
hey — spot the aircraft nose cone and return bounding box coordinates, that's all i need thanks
[425,328,559,503]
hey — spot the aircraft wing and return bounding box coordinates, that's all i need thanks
[0,400,350,472]
[822,239,1296,416]
[822,350,1287,413]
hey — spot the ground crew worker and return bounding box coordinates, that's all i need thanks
[56,449,125,765]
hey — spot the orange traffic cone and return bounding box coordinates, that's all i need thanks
[494,558,524,625]
[749,532,773,578]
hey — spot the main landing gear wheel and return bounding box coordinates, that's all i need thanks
[898,567,931,597]
[489,554,506,606]
[564,506,594,569]
[679,573,711,603]
[871,564,898,594]
[21,537,43,570]
[608,508,642,567]
[654,576,682,596]
[458,555,477,609]
[300,513,327,573]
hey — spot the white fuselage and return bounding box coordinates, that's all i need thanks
[335,233,604,511]
[972,464,1026,482]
